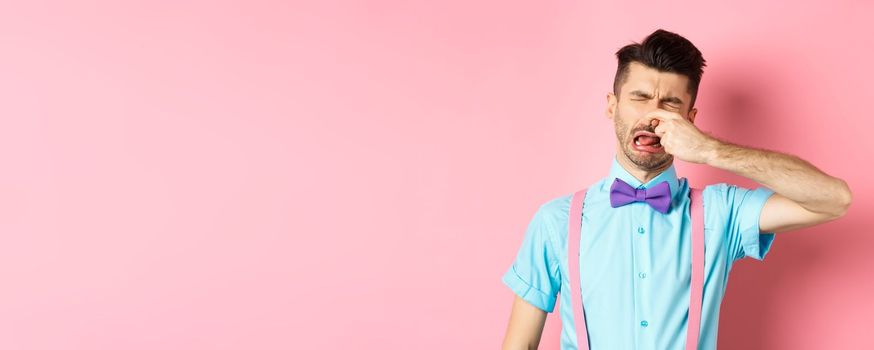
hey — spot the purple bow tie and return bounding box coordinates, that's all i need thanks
[609,178,672,214]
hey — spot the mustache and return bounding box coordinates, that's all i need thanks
[631,125,656,135]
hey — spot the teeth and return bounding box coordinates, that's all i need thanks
[634,140,662,148]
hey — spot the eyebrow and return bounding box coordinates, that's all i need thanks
[629,90,685,105]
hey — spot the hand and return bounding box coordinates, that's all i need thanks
[643,109,720,164]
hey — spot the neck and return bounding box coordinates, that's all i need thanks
[615,152,672,184]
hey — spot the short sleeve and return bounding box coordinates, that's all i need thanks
[714,183,777,262]
[501,205,562,313]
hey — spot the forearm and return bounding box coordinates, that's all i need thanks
[703,138,852,217]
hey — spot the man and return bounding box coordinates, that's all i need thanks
[500,29,852,350]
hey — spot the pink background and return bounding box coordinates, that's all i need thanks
[1,1,872,349]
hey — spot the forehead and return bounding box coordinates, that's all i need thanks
[622,62,691,97]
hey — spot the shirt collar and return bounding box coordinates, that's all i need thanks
[606,154,682,200]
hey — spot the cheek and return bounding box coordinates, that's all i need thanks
[616,104,643,127]
[613,115,632,142]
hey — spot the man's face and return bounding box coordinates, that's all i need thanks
[607,62,698,171]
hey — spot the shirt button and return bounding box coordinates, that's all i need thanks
[640,320,649,327]
[639,272,647,279]
[637,227,645,234]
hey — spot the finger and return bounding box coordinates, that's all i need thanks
[642,113,668,127]
[642,113,663,126]
[644,109,681,123]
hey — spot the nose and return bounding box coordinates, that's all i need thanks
[637,116,660,130]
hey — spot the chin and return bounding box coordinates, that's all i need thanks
[623,146,672,170]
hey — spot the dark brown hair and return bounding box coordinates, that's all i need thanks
[613,29,707,109]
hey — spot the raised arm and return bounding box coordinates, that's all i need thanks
[642,108,853,234]
[703,140,852,233]
[502,296,548,350]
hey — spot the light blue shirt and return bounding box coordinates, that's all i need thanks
[502,154,777,349]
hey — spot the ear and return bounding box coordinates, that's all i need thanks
[606,92,617,120]
[688,107,698,124]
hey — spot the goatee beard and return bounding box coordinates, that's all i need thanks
[622,144,672,170]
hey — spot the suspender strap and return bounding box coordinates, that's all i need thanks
[567,188,589,349]
[686,188,704,350]
[566,187,705,350]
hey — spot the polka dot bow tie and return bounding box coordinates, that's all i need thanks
[609,178,672,214]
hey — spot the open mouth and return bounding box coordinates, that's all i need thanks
[632,131,663,152]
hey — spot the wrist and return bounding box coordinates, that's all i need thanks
[703,137,725,166]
